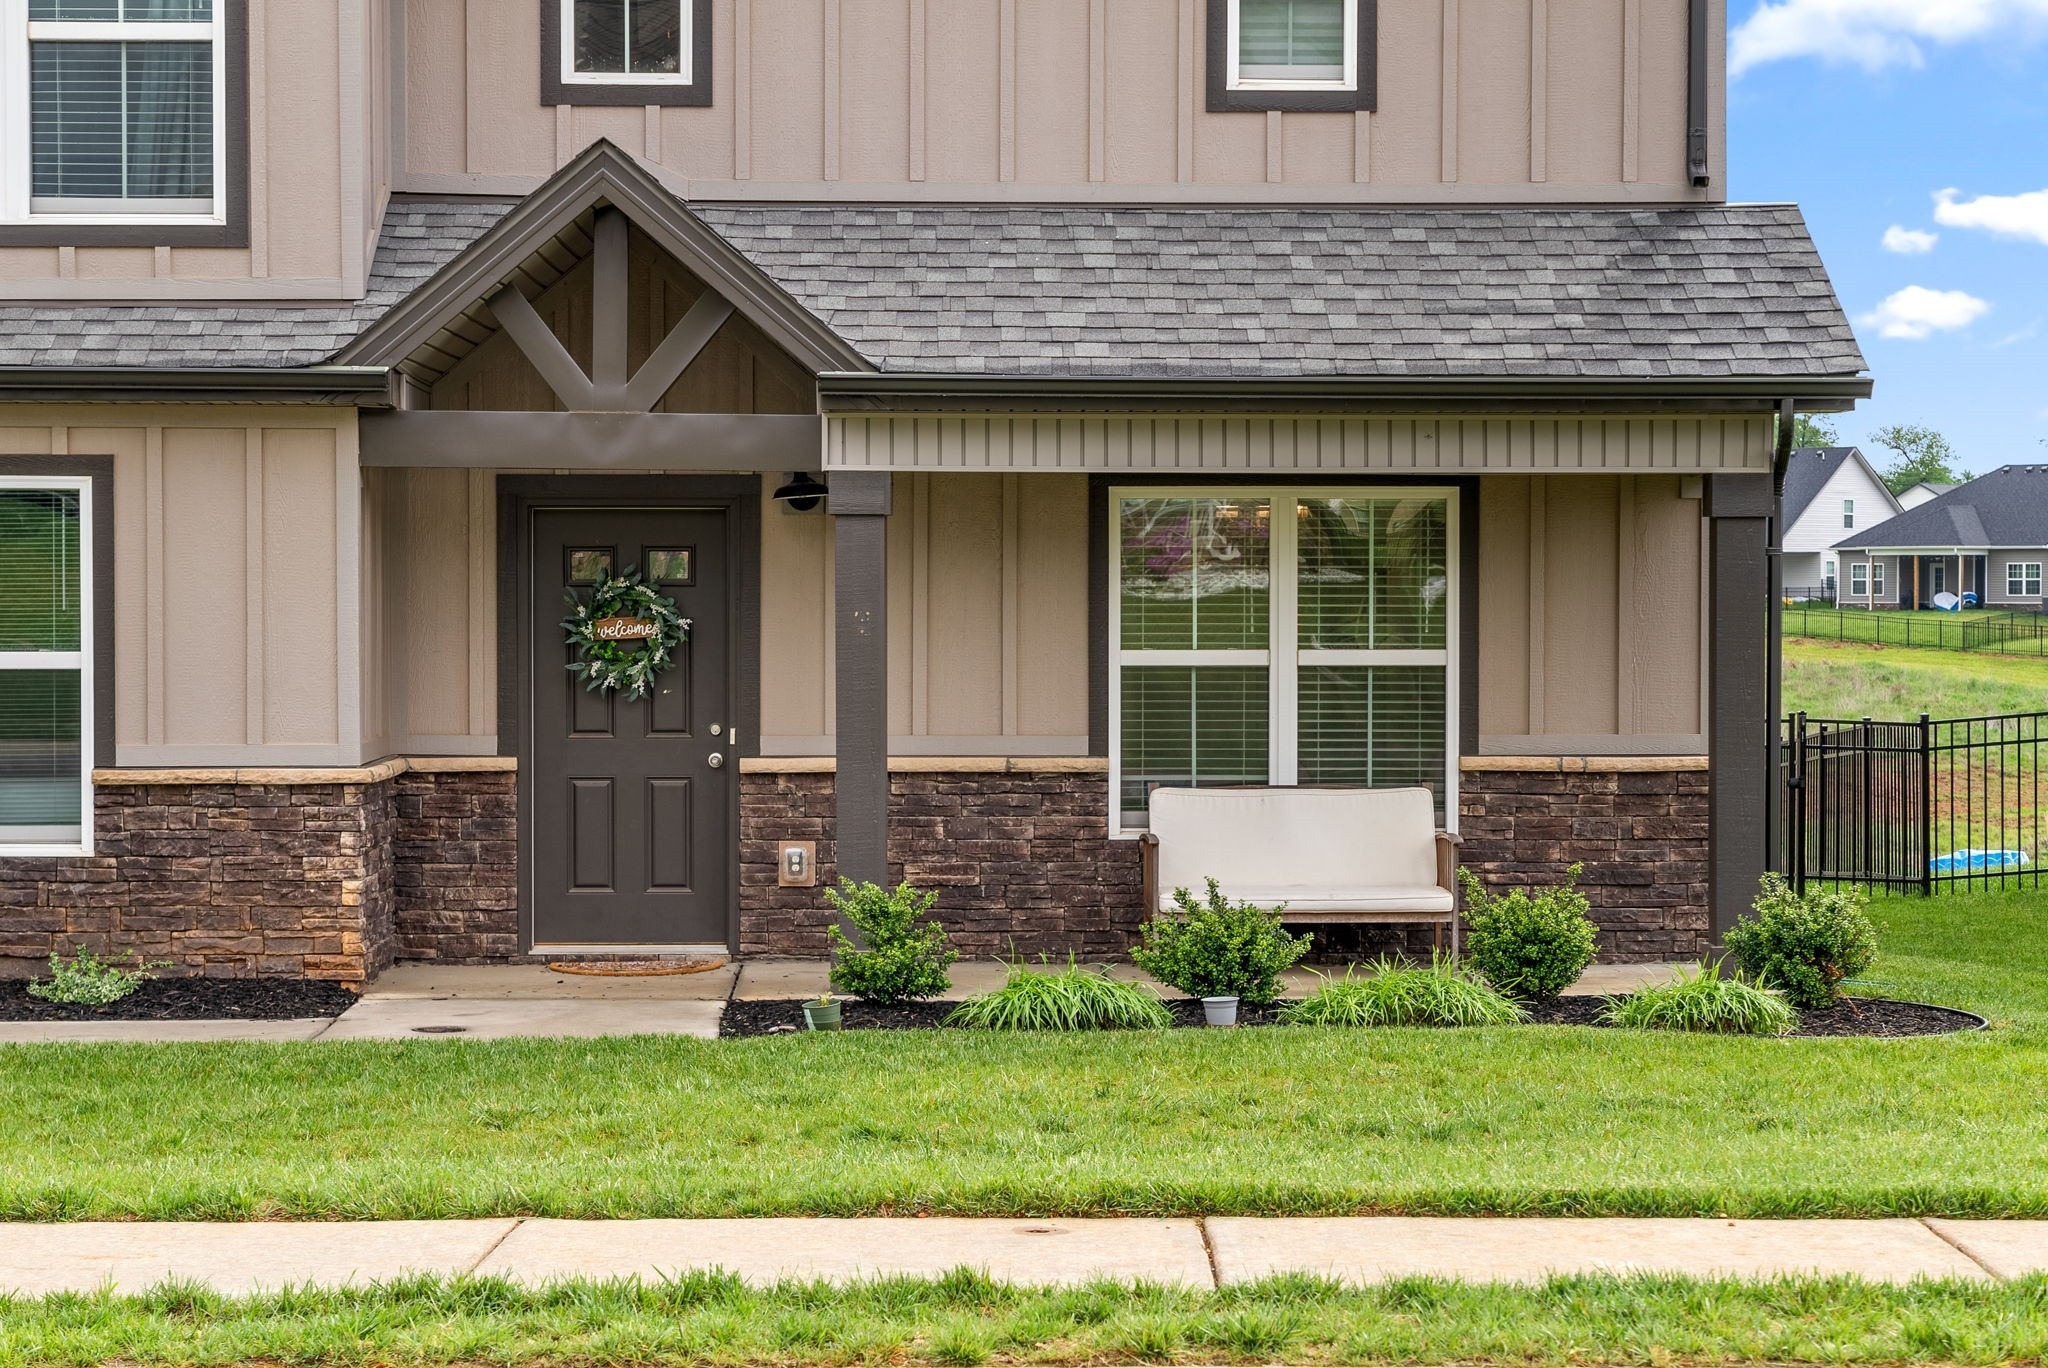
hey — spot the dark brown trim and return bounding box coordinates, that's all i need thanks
[0,0,250,248]
[0,367,392,405]
[0,455,114,768]
[1086,472,1479,770]
[540,0,714,107]
[830,471,892,887]
[1205,0,1378,114]
[1703,473,1772,949]
[497,474,760,953]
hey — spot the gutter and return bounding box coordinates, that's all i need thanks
[1688,0,1712,186]
[0,366,395,406]
[817,372,1874,413]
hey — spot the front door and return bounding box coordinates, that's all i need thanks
[529,506,733,949]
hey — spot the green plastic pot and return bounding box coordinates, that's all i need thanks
[803,999,843,1031]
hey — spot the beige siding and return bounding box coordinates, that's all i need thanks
[830,414,1772,474]
[399,0,1723,203]
[1478,473,1704,753]
[369,467,500,754]
[0,407,362,766]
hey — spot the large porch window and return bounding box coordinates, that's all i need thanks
[1109,486,1456,835]
[0,476,92,855]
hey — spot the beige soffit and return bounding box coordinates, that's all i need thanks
[91,756,519,786]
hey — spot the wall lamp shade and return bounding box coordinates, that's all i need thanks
[772,472,830,512]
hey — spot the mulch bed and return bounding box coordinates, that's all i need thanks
[0,978,358,1022]
[722,995,1982,1039]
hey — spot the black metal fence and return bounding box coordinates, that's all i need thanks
[1780,711,2046,892]
[1781,604,2048,655]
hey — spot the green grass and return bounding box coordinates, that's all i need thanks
[1,889,2046,1224]
[1783,638,2048,719]
[1781,604,2048,655]
[8,1270,2048,1367]
[1601,964,1798,1036]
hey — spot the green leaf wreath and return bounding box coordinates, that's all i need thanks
[561,568,690,701]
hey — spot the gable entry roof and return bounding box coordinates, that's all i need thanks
[0,142,1871,400]
[1837,465,2048,551]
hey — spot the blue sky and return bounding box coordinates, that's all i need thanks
[1727,0,2048,473]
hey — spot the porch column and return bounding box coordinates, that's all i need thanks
[1704,475,1773,948]
[831,472,892,887]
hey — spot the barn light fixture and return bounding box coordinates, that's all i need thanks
[772,472,830,512]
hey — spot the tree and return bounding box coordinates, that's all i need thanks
[1870,423,1970,494]
[1789,414,1839,448]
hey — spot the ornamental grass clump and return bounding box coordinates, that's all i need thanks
[825,879,957,1005]
[1458,863,1598,1001]
[945,958,1173,1031]
[1280,957,1524,1028]
[1602,962,1799,1036]
[27,946,169,1007]
[1131,877,1311,1005]
[1725,874,1878,1009]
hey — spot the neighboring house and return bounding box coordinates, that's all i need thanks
[1836,466,2048,610]
[1897,480,1956,512]
[1778,447,1902,596]
[0,0,1868,980]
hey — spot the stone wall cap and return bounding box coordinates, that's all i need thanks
[92,755,519,786]
[1462,755,1709,773]
[741,756,1109,775]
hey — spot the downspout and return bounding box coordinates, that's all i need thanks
[1688,0,1711,185]
[1766,399,1796,873]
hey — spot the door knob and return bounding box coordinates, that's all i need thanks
[707,752,724,769]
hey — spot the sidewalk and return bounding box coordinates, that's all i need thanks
[3,1216,2043,1296]
[0,960,1683,1044]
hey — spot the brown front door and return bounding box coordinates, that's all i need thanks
[529,506,733,948]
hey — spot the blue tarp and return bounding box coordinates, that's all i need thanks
[1930,848,2032,874]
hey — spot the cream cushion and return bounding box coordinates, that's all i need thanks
[1148,786,1444,914]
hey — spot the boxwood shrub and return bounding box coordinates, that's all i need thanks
[1458,863,1598,1001]
[1725,874,1878,1010]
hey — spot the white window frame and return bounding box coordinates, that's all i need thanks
[1842,498,1855,529]
[558,0,691,86]
[0,0,226,226]
[0,473,93,859]
[1849,562,1868,596]
[1106,484,1458,839]
[2008,562,2043,598]
[1225,0,1358,92]
[1872,560,1885,596]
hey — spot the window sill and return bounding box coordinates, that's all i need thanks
[0,220,246,248]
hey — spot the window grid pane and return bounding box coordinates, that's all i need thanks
[574,0,683,75]
[1119,498,1270,651]
[1239,0,1345,80]
[30,39,214,204]
[1118,667,1269,828]
[0,671,83,844]
[1297,497,1448,650]
[0,489,82,652]
[1298,665,1446,822]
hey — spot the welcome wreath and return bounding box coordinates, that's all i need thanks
[560,568,690,701]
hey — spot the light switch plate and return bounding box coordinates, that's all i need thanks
[778,840,817,887]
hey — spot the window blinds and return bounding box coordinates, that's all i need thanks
[1238,0,1346,81]
[0,489,85,847]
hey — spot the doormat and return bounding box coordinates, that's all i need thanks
[545,958,729,977]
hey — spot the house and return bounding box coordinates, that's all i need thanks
[0,0,1868,981]
[1778,447,1901,596]
[1897,480,1956,512]
[1835,466,2048,610]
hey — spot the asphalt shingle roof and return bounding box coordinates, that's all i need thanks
[0,199,1867,380]
[1837,466,2048,551]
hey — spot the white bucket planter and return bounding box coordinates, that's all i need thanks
[1201,995,1240,1027]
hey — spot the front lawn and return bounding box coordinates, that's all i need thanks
[3,890,2046,1222]
[1783,638,2048,719]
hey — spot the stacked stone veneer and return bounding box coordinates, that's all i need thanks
[740,764,1143,958]
[391,769,523,964]
[1457,759,1711,962]
[0,779,396,982]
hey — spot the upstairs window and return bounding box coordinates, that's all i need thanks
[1,0,226,227]
[544,0,711,106]
[1209,0,1375,112]
[1842,498,1855,529]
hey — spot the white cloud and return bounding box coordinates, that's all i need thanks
[1731,0,2048,76]
[1993,322,2041,347]
[1858,286,1992,340]
[1882,225,1939,253]
[1934,186,2048,246]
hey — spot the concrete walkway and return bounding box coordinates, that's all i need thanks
[1,1216,2041,1296]
[0,959,1684,1044]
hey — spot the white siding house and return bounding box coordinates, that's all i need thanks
[1780,447,1901,595]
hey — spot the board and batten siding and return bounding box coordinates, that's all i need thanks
[403,0,1723,202]
[0,409,363,766]
[828,414,1771,474]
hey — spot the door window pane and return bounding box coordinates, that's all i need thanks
[1298,666,1446,820]
[1238,0,1346,81]
[0,488,81,652]
[1298,497,1448,650]
[1118,667,1268,829]
[1118,498,1270,650]
[30,39,214,208]
[0,672,83,846]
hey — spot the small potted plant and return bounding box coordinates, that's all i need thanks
[802,989,843,1031]
[1130,878,1310,1026]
